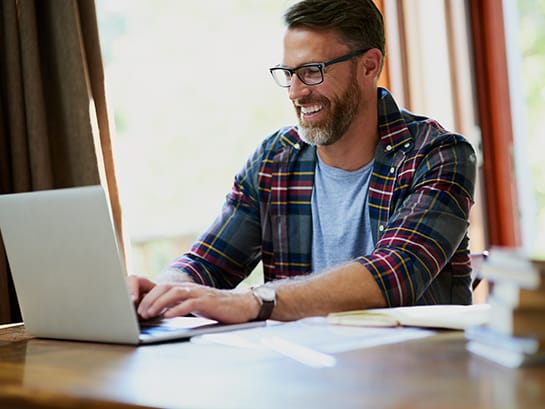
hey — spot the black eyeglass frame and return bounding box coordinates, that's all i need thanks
[269,47,371,88]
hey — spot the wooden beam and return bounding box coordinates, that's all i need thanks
[468,0,521,247]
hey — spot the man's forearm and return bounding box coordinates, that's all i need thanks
[156,268,196,284]
[269,261,387,321]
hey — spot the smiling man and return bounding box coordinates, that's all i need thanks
[129,0,477,324]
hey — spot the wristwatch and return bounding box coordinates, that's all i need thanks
[251,285,276,321]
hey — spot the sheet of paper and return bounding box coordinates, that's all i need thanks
[192,317,434,358]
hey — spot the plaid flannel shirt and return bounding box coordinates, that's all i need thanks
[168,88,477,306]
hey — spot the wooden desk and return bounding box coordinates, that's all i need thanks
[1,323,544,409]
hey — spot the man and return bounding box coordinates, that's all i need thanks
[129,0,477,324]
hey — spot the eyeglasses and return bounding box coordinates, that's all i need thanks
[269,48,371,88]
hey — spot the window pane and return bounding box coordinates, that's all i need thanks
[515,0,545,253]
[96,0,294,278]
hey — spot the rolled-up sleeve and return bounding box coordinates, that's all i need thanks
[357,135,477,306]
[166,144,265,289]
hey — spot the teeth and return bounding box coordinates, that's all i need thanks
[301,105,322,115]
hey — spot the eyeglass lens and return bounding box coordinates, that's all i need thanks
[272,65,323,87]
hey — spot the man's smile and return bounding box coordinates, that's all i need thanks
[296,101,328,123]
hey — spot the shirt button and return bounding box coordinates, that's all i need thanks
[386,145,392,151]
[379,225,385,232]
[404,142,410,148]
[389,167,395,174]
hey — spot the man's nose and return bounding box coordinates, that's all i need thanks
[288,75,311,101]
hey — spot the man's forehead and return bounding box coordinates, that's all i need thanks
[281,27,349,66]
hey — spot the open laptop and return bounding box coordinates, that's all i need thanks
[0,185,264,344]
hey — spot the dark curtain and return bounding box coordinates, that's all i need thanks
[0,0,125,324]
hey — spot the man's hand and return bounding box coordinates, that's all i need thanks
[128,275,260,324]
[127,274,157,305]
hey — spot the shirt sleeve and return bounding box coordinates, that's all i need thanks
[164,146,265,289]
[356,134,477,306]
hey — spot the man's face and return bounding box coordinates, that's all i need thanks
[281,28,363,146]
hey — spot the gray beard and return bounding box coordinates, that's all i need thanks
[296,72,360,147]
[298,125,333,146]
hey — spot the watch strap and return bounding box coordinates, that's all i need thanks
[251,285,276,321]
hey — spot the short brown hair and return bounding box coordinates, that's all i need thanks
[284,0,385,56]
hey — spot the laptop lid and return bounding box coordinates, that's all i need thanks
[0,186,263,345]
[0,186,143,344]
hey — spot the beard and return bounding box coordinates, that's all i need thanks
[296,72,361,146]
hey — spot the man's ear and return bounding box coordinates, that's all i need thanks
[361,48,383,79]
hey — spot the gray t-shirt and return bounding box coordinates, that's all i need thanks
[311,154,375,273]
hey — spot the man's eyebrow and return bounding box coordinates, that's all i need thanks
[278,61,321,69]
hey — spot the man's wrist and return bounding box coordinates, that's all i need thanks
[250,285,276,321]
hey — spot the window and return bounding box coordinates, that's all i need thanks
[96,0,294,279]
[512,0,545,253]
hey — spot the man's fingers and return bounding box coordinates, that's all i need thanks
[137,284,194,319]
[127,274,156,303]
[162,296,198,319]
[127,275,141,301]
[135,283,251,324]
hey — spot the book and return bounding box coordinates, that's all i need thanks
[466,340,545,368]
[465,322,545,368]
[327,304,490,330]
[480,247,545,288]
[465,325,545,355]
[487,298,545,337]
[490,281,545,309]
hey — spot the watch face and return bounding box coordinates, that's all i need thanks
[255,286,275,302]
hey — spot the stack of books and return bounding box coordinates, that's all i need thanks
[465,247,545,367]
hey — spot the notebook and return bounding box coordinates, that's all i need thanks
[0,185,264,344]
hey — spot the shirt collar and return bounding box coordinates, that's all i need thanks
[377,87,414,154]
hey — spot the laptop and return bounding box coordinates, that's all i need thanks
[0,185,264,344]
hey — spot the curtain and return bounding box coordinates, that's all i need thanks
[0,0,125,324]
